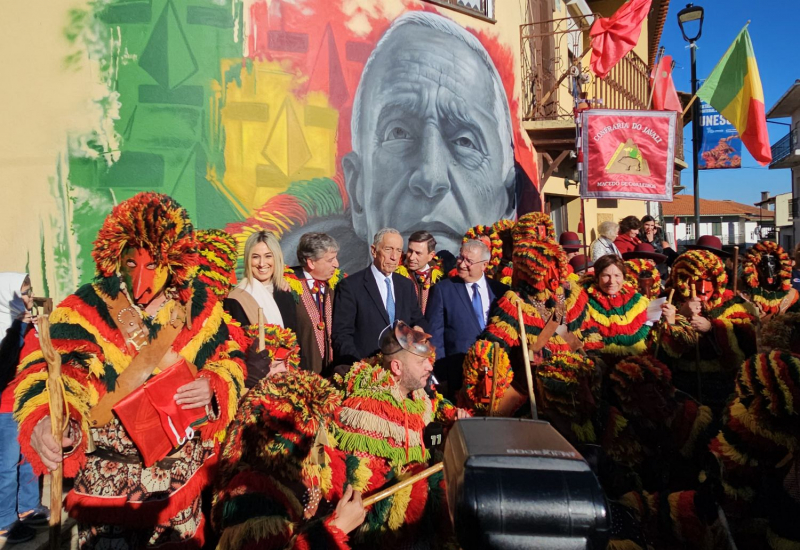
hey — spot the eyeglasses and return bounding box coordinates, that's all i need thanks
[456,255,488,268]
[20,288,33,297]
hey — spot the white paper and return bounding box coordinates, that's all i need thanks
[645,297,666,326]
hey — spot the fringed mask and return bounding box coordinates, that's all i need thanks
[758,253,780,290]
[120,248,169,307]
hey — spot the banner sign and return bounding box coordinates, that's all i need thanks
[698,100,742,170]
[580,109,677,201]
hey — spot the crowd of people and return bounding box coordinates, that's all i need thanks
[2,192,800,549]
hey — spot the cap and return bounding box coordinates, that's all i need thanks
[378,320,435,358]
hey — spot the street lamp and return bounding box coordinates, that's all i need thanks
[677,3,705,243]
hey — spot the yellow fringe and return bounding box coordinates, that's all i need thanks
[337,407,423,447]
[177,301,225,365]
[351,456,372,492]
[586,294,649,327]
[386,481,414,531]
[730,401,798,453]
[50,305,130,376]
[768,527,800,550]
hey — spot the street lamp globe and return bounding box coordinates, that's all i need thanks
[677,3,704,43]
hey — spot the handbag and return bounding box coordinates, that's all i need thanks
[113,358,207,467]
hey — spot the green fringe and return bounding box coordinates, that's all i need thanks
[334,429,428,466]
[284,178,345,218]
[77,283,118,331]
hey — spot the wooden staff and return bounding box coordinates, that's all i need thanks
[257,308,265,352]
[690,285,703,402]
[653,289,675,358]
[488,342,499,417]
[38,299,64,550]
[516,301,538,420]
[731,246,739,295]
[362,463,443,507]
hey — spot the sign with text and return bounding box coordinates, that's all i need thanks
[580,109,677,201]
[699,100,742,170]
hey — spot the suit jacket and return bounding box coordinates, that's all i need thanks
[332,267,427,365]
[425,276,508,396]
[288,266,336,375]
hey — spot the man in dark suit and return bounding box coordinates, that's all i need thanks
[288,232,342,375]
[332,228,427,366]
[425,239,508,398]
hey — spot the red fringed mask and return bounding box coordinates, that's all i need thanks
[121,248,169,307]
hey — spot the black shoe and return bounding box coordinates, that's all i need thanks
[20,506,50,527]
[0,521,36,544]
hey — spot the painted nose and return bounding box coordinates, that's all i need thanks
[408,125,452,199]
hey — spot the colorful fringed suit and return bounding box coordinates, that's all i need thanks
[10,194,246,549]
[740,240,799,317]
[665,250,758,410]
[213,362,454,550]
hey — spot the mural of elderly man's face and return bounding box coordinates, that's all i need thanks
[344,21,515,256]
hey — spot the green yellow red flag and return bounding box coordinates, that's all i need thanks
[697,25,771,165]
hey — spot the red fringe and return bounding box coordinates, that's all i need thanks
[17,403,87,478]
[198,368,232,441]
[404,471,428,525]
[65,453,214,528]
[338,398,426,432]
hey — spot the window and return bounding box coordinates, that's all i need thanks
[423,0,494,21]
[712,221,722,236]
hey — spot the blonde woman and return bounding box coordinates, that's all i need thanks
[225,231,297,330]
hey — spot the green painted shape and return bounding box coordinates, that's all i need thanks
[138,84,204,106]
[186,6,234,28]
[139,0,198,89]
[99,1,152,25]
[99,151,165,187]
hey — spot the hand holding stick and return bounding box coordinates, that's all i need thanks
[653,289,675,358]
[39,300,65,550]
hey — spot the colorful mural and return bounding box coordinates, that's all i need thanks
[5,0,539,296]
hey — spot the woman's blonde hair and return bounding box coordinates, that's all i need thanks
[242,231,289,291]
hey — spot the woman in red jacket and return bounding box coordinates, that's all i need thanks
[613,215,642,255]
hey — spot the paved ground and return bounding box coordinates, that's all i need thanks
[0,477,75,550]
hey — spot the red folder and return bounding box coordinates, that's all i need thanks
[114,359,206,467]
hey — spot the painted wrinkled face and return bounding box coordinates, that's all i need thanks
[249,242,275,283]
[371,232,404,276]
[405,241,436,272]
[349,25,514,256]
[598,265,624,296]
[693,279,714,302]
[121,248,168,306]
[758,254,780,290]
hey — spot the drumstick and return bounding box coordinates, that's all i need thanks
[516,300,538,420]
[257,308,265,352]
[362,463,443,507]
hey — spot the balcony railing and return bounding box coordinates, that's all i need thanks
[521,16,649,122]
[771,129,796,165]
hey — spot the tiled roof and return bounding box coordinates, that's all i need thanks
[662,194,774,218]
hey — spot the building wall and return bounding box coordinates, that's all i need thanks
[0,0,539,300]
[665,218,762,248]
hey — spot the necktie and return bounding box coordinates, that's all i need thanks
[385,277,395,323]
[472,282,485,330]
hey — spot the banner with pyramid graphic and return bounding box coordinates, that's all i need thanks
[580,109,677,201]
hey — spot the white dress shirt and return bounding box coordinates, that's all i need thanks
[302,269,326,294]
[466,275,491,325]
[370,264,395,307]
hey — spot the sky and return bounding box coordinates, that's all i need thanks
[658,0,796,206]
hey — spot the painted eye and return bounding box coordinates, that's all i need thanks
[126,260,137,267]
[385,126,412,141]
[146,263,157,270]
[453,135,477,149]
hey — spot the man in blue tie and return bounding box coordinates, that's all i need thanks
[425,239,509,398]
[332,228,428,367]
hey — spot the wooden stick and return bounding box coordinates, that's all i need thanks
[257,308,265,352]
[38,300,63,550]
[516,301,538,420]
[731,246,739,295]
[362,463,443,507]
[682,94,698,117]
[489,342,499,417]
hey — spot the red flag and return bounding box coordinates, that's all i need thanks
[590,0,652,79]
[651,54,682,112]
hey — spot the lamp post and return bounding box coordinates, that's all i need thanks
[677,3,704,243]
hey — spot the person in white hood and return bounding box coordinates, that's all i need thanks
[0,273,46,545]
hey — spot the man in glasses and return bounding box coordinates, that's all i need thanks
[425,239,508,398]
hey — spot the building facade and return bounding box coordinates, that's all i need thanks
[766,79,800,253]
